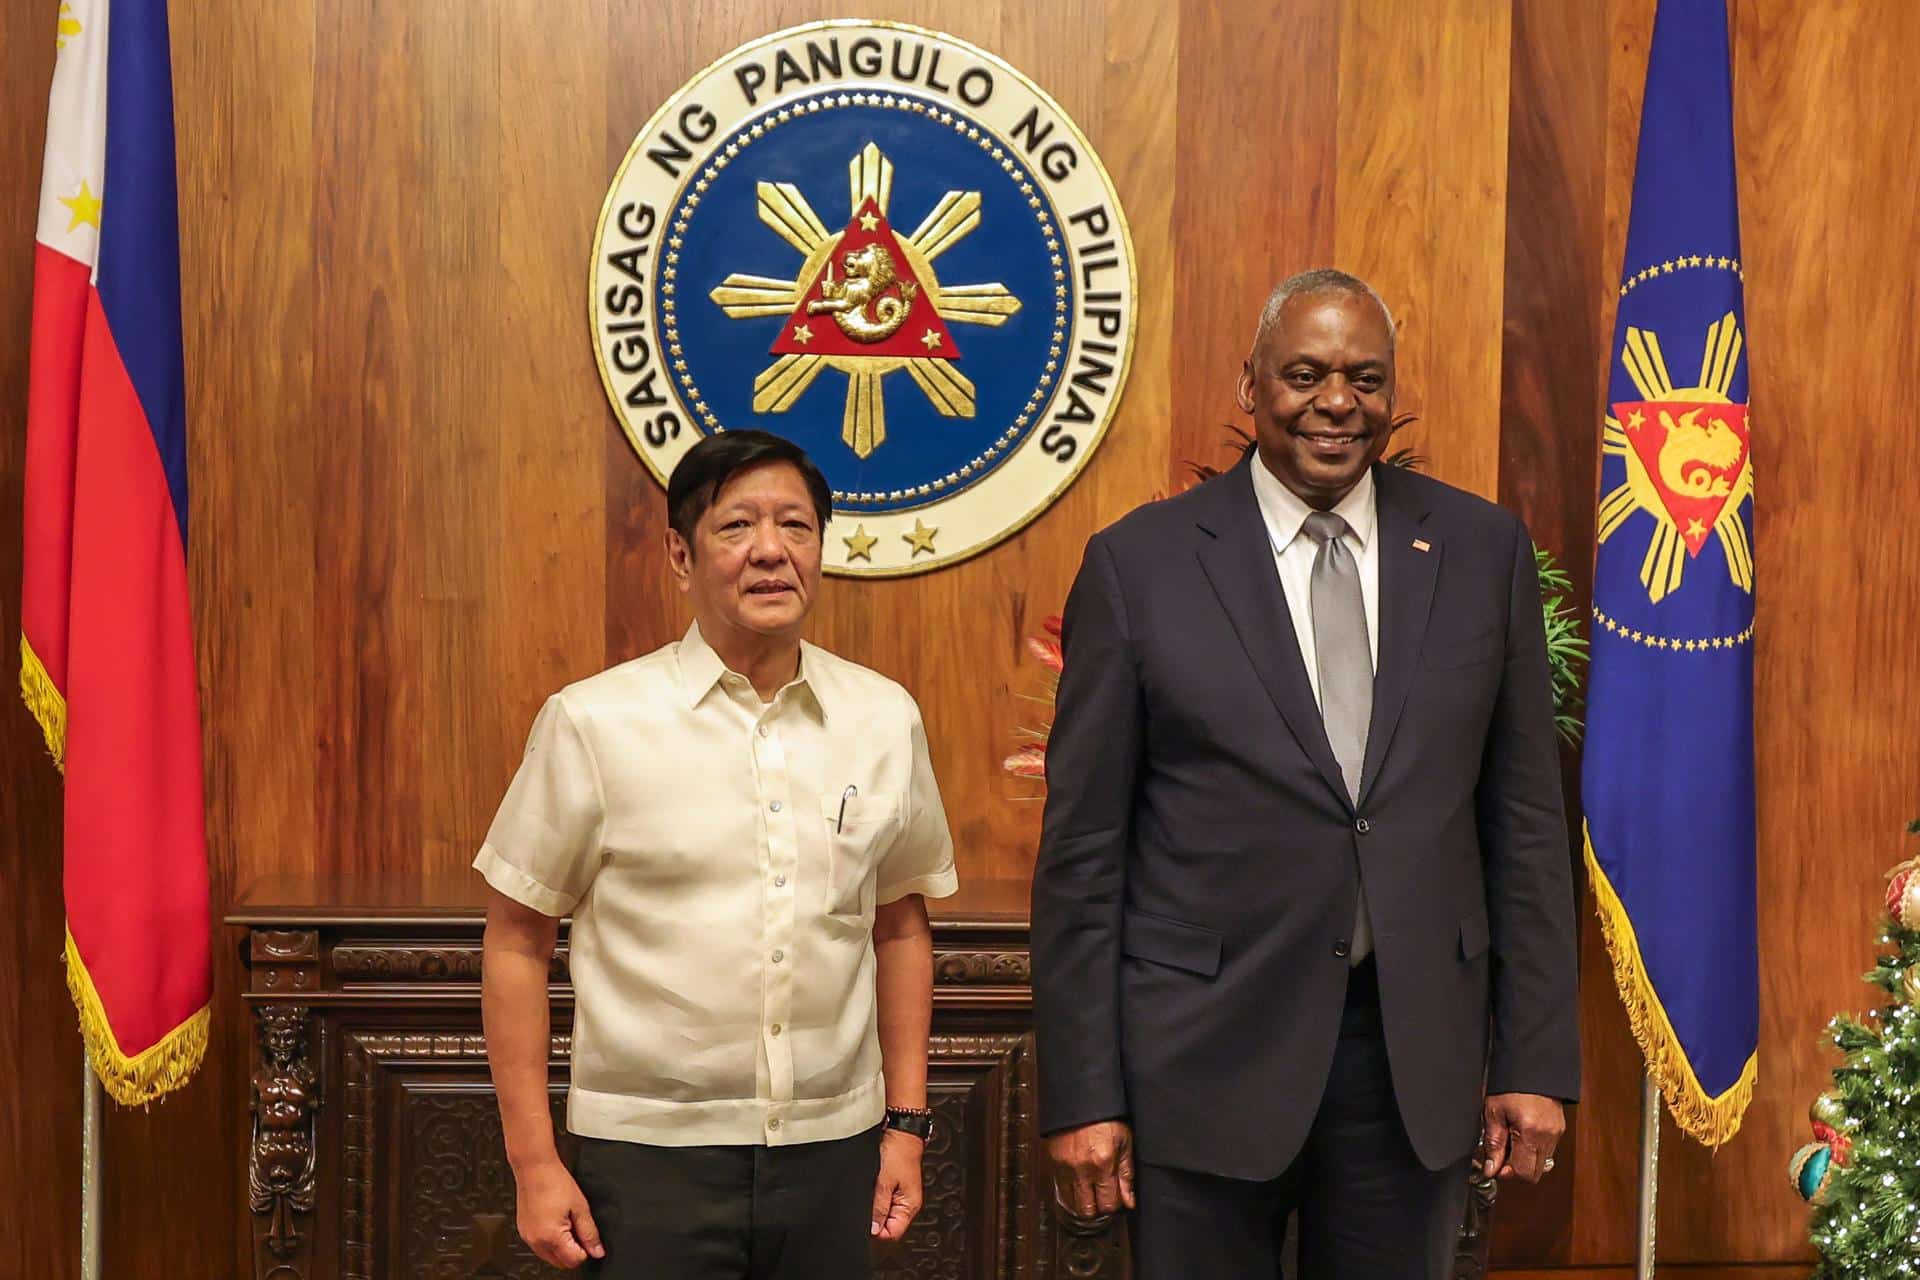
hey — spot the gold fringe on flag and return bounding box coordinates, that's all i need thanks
[64,930,208,1106]
[1584,822,1756,1146]
[19,634,66,772]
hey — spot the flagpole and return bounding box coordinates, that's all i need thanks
[1637,1071,1660,1278]
[81,1053,101,1280]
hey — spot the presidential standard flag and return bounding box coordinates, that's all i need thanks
[1582,0,1757,1146]
[20,0,211,1104]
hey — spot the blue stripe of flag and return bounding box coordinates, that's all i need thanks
[96,0,189,549]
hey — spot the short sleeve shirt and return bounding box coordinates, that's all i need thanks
[474,623,958,1146]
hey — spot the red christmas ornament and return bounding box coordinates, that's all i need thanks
[1888,859,1920,929]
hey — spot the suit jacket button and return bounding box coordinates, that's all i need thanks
[1333,939,1351,958]
[1354,818,1371,834]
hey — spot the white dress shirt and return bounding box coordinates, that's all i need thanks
[1248,453,1381,695]
[475,623,958,1148]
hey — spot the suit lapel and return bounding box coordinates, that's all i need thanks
[1358,464,1439,806]
[1193,456,1352,809]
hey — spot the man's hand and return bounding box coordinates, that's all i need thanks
[1482,1092,1565,1182]
[1045,1119,1136,1219]
[871,1128,925,1241]
[514,1156,605,1268]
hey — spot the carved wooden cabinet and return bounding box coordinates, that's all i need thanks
[230,876,1492,1279]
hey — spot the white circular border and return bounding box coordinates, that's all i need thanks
[591,20,1138,577]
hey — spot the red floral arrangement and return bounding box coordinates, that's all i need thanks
[1002,614,1062,782]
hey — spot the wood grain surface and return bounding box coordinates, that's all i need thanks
[0,0,82,1274]
[3,0,1917,1272]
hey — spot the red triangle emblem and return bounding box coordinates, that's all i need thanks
[1613,400,1751,556]
[770,198,960,361]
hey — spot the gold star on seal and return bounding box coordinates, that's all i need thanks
[843,525,878,562]
[1685,517,1707,541]
[858,210,879,231]
[59,179,102,232]
[919,330,941,351]
[791,322,813,345]
[903,520,938,556]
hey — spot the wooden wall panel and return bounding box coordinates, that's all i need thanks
[6,0,1920,1272]
[1170,0,1340,481]
[1650,0,1920,1264]
[1335,0,1512,499]
[1495,0,1920,1268]
[0,4,82,1275]
[1491,0,1625,1266]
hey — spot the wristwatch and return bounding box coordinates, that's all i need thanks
[883,1105,934,1140]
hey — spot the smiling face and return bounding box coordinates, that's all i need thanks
[1236,289,1397,510]
[667,460,824,646]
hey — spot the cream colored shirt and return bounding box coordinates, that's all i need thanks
[1249,454,1381,692]
[475,623,958,1148]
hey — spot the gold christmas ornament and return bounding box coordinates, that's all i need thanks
[1887,859,1920,929]
[1905,967,1920,1005]
[1811,1090,1847,1128]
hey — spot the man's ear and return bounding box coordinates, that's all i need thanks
[1234,358,1257,415]
[665,527,694,591]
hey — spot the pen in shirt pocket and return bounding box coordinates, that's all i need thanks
[835,784,858,832]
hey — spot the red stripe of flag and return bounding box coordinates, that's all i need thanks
[22,0,210,1106]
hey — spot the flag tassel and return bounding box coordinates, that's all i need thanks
[1585,824,1757,1147]
[63,931,209,1107]
[19,635,66,772]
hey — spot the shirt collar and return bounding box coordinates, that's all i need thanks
[1249,450,1377,553]
[676,621,831,721]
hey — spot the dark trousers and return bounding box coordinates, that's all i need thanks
[573,1125,881,1279]
[1131,960,1472,1280]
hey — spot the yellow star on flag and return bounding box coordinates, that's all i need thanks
[60,179,102,232]
[791,323,813,345]
[903,520,938,556]
[919,330,941,351]
[843,525,878,561]
[858,210,879,231]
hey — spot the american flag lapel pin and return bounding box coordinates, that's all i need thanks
[1412,538,1431,553]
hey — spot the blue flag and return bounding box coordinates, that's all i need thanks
[1582,0,1756,1147]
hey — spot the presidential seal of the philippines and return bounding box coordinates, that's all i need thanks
[591,21,1138,575]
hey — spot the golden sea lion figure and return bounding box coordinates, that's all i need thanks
[810,243,920,342]
[1655,406,1742,498]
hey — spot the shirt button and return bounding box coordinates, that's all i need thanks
[1333,939,1351,958]
[771,949,784,964]
[767,1117,782,1131]
[758,724,770,737]
[769,800,783,813]
[774,874,787,888]
[1354,818,1371,835]
[770,1024,782,1037]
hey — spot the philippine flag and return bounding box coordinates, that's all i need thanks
[21,0,210,1105]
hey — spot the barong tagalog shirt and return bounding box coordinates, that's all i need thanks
[475,623,958,1147]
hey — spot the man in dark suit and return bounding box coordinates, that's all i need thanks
[1030,269,1580,1278]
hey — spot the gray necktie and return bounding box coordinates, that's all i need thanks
[1304,511,1373,965]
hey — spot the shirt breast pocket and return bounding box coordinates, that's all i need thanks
[819,791,901,920]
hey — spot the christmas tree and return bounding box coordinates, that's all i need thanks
[1796,819,1920,1276]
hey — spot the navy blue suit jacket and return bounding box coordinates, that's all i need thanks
[1030,455,1581,1179]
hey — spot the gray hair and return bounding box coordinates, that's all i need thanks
[1250,268,1396,359]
